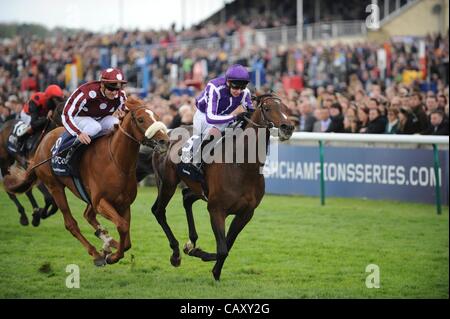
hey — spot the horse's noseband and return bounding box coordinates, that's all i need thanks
[118,106,158,145]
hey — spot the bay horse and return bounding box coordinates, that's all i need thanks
[0,103,63,226]
[4,96,170,266]
[151,93,294,280]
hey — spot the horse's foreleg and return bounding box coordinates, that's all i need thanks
[25,189,41,227]
[122,207,131,252]
[152,182,181,267]
[225,210,254,251]
[83,204,119,253]
[211,210,255,279]
[209,208,228,281]
[49,185,105,266]
[95,199,129,265]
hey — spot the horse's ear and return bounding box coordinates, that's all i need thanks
[125,95,143,111]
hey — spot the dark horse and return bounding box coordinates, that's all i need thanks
[151,94,294,280]
[4,97,170,266]
[0,103,63,226]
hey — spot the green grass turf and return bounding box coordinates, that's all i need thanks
[0,186,448,298]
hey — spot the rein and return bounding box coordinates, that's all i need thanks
[118,122,139,144]
[108,106,149,176]
[108,133,135,176]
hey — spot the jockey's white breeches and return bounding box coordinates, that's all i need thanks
[193,110,230,139]
[72,115,118,137]
[181,110,231,163]
[20,110,31,125]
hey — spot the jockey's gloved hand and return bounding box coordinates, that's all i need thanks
[234,111,252,123]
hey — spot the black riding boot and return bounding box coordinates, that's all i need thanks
[14,133,30,166]
[64,139,83,165]
[192,135,217,174]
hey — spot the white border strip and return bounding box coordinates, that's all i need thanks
[272,132,449,145]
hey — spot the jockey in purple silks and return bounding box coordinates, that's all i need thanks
[181,64,254,173]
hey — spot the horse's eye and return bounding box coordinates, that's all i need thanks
[264,106,270,112]
[138,117,144,123]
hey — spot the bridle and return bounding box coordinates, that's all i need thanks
[243,94,281,129]
[111,105,162,176]
[117,106,159,148]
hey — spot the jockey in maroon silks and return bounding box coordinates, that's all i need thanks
[62,68,127,162]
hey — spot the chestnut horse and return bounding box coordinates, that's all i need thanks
[5,97,169,266]
[0,103,63,226]
[151,94,294,280]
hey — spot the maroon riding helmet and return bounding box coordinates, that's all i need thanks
[100,68,127,89]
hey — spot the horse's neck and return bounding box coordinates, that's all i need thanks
[110,118,140,175]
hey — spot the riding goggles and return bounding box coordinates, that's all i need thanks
[229,81,248,90]
[104,83,122,91]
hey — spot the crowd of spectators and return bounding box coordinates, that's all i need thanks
[1,7,448,135]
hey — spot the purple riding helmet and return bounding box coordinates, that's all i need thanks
[225,64,250,85]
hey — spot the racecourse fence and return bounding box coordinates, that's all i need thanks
[265,133,449,214]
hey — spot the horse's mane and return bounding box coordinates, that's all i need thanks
[252,93,280,104]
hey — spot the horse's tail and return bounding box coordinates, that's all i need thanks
[3,163,37,194]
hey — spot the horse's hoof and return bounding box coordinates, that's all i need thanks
[40,211,48,219]
[170,254,181,267]
[19,215,29,226]
[183,241,194,254]
[212,271,221,281]
[105,253,118,265]
[93,257,106,267]
[31,212,41,227]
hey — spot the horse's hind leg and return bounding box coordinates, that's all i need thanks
[182,188,216,262]
[182,187,200,250]
[2,166,28,225]
[37,182,58,219]
[152,181,181,267]
[6,191,29,226]
[25,189,42,227]
[49,185,105,266]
